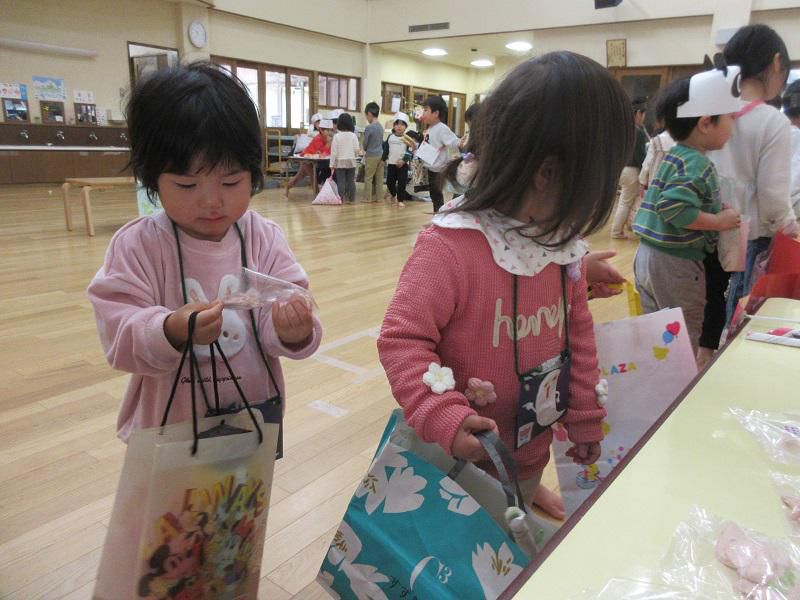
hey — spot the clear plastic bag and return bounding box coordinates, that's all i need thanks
[730,408,800,466]
[771,473,800,533]
[222,267,317,312]
[660,506,800,599]
[579,578,709,600]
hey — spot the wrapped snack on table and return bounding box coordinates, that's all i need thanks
[730,408,800,466]
[222,267,317,312]
[771,473,800,533]
[660,507,800,599]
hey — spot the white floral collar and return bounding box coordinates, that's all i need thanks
[432,196,588,276]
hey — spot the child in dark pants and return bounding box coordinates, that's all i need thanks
[330,113,359,202]
[385,112,416,207]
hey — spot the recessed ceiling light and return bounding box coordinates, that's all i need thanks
[506,41,533,52]
[470,59,494,68]
[422,48,447,56]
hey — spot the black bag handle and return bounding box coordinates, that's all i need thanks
[162,311,263,455]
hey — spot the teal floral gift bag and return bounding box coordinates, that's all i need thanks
[318,410,553,600]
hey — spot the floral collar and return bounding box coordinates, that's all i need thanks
[432,196,588,276]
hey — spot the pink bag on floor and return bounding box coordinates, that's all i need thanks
[312,175,341,205]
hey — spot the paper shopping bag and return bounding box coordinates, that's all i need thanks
[318,410,555,600]
[93,411,279,600]
[718,217,750,272]
[553,308,698,517]
[94,311,280,599]
[312,176,342,205]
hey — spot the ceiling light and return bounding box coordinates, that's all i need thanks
[470,59,494,68]
[505,41,533,52]
[422,48,447,56]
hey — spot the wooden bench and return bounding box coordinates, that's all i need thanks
[61,176,136,236]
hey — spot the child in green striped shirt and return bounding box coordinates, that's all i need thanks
[632,67,743,356]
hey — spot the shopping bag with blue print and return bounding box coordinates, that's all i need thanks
[553,307,697,517]
[317,409,556,600]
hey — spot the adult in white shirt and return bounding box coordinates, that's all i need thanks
[782,80,800,220]
[706,25,797,320]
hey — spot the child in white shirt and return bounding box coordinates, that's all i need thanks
[330,112,360,202]
[420,96,460,212]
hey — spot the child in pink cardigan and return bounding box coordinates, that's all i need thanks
[88,63,322,440]
[378,52,635,503]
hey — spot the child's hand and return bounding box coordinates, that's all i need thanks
[273,295,314,346]
[584,250,625,298]
[164,300,224,350]
[565,442,601,465]
[396,159,405,168]
[717,208,741,231]
[451,415,499,462]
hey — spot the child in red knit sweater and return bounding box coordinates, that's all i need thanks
[377,51,635,506]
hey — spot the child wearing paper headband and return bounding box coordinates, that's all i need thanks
[632,67,744,356]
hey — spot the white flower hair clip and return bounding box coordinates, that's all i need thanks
[595,379,609,407]
[422,363,456,395]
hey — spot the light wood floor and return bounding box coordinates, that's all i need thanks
[0,182,637,599]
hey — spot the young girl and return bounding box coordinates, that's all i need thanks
[88,62,322,441]
[329,112,360,203]
[385,112,416,207]
[707,24,797,323]
[377,52,634,506]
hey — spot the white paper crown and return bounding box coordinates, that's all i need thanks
[393,112,409,125]
[676,65,748,118]
[318,118,334,129]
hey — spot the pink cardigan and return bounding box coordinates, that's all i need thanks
[378,225,604,478]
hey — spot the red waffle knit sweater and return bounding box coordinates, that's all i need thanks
[377,225,605,479]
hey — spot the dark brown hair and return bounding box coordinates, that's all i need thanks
[445,51,635,246]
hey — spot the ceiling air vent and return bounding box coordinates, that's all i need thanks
[408,22,450,33]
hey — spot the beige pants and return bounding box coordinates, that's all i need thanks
[611,166,641,236]
[363,156,383,201]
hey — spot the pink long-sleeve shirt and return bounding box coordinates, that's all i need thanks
[88,210,322,441]
[377,225,604,479]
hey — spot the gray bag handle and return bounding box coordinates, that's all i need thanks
[448,430,528,513]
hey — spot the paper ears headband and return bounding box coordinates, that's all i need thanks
[677,54,748,118]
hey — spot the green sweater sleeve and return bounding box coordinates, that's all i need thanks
[654,175,708,228]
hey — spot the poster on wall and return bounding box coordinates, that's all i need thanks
[32,76,66,101]
[73,89,95,103]
[95,107,108,126]
[0,83,26,100]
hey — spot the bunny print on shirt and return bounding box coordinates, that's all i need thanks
[184,274,247,358]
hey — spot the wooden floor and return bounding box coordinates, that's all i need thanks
[0,182,637,599]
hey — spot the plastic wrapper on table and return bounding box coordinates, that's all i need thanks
[731,408,800,466]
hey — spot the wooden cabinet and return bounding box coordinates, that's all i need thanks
[0,149,131,183]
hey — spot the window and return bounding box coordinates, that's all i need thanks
[237,65,260,119]
[290,73,310,129]
[318,73,360,112]
[264,69,286,128]
[381,82,408,114]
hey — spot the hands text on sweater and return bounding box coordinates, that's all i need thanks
[451,415,499,462]
[272,295,314,345]
[164,300,224,350]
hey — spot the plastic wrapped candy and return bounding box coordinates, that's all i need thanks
[730,408,800,466]
[222,267,317,312]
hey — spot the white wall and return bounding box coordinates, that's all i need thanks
[366,0,745,43]
[0,0,178,123]
[213,0,369,42]
[209,10,364,76]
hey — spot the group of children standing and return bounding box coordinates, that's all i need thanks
[624,25,799,366]
[86,24,800,585]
